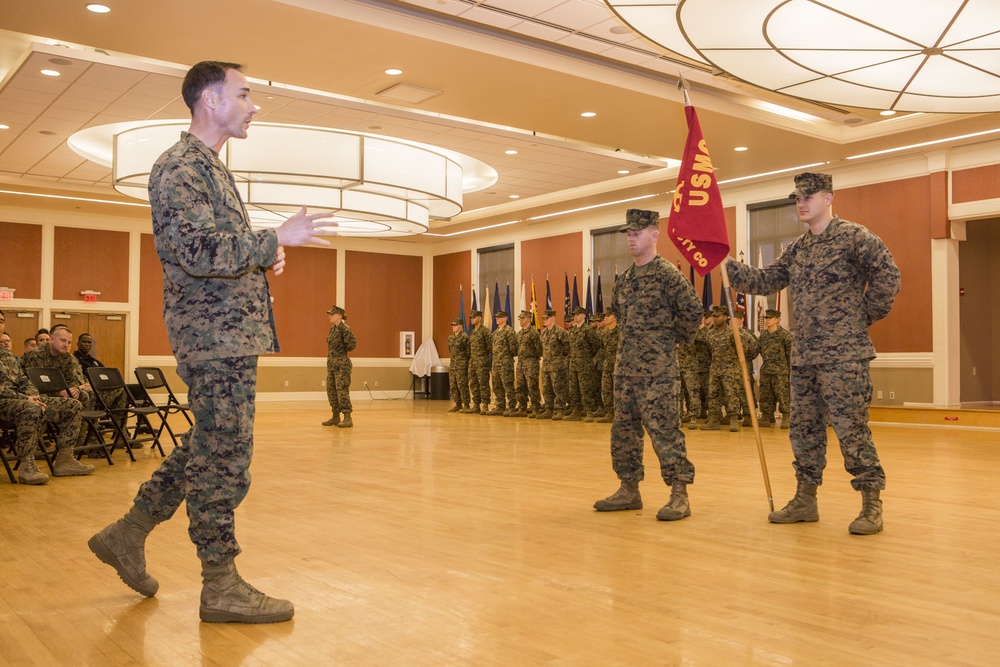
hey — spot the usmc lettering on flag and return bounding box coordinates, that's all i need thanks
[667,105,730,276]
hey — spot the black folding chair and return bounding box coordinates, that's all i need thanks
[86,366,169,457]
[24,366,114,466]
[0,417,20,483]
[133,367,193,444]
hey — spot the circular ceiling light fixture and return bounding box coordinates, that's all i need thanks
[606,0,1000,112]
[68,121,497,237]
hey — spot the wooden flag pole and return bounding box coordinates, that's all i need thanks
[720,261,774,511]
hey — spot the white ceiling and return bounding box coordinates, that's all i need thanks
[0,0,997,239]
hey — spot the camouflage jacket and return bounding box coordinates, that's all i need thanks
[149,132,280,364]
[491,324,518,361]
[612,256,703,378]
[516,326,542,360]
[0,347,37,399]
[22,344,86,392]
[567,323,601,371]
[726,217,900,365]
[468,325,492,364]
[448,330,470,367]
[540,325,569,370]
[602,326,620,369]
[326,322,356,367]
[705,324,738,369]
[759,326,793,375]
[693,326,712,371]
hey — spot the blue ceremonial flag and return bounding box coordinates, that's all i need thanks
[595,271,604,314]
[702,272,713,310]
[689,263,695,285]
[585,273,593,317]
[459,285,467,333]
[492,282,501,331]
[571,274,580,311]
[563,273,571,320]
[471,286,478,313]
[504,282,512,321]
[719,281,726,311]
[545,275,552,310]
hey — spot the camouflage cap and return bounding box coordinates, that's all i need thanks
[326,305,345,315]
[542,309,557,318]
[789,172,833,199]
[469,309,483,318]
[619,208,660,232]
[494,310,508,319]
[451,318,464,326]
[764,309,781,319]
[564,311,573,322]
[572,306,588,315]
[589,312,604,322]
[603,308,615,317]
[711,305,727,316]
[703,310,714,318]
[518,310,532,319]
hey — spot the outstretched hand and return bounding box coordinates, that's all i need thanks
[275,207,337,248]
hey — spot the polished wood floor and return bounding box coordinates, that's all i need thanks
[1,399,998,666]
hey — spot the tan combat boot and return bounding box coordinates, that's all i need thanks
[447,403,462,413]
[200,559,293,624]
[337,412,353,428]
[88,505,160,597]
[594,480,642,511]
[780,413,790,429]
[700,419,720,431]
[17,456,48,485]
[768,482,819,523]
[848,488,883,535]
[656,482,691,521]
[564,409,582,422]
[595,410,614,423]
[468,404,481,415]
[321,412,340,426]
[729,415,741,432]
[53,447,96,477]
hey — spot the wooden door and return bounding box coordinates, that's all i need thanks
[1,309,40,356]
[51,311,127,374]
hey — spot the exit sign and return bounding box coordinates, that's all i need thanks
[0,289,13,301]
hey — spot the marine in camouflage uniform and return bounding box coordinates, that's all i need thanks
[726,172,900,535]
[538,309,569,419]
[0,314,90,484]
[702,306,744,431]
[565,306,602,421]
[513,311,542,416]
[323,305,357,428]
[758,309,792,427]
[488,311,518,416]
[594,209,703,521]
[735,317,761,427]
[694,312,714,419]
[446,318,471,412]
[89,62,331,620]
[676,335,702,429]
[589,313,606,416]
[595,311,620,423]
[467,310,492,414]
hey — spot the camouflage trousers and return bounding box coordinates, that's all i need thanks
[601,363,614,412]
[706,364,742,421]
[326,359,353,414]
[469,360,491,406]
[0,396,81,457]
[540,365,568,412]
[789,360,885,491]
[492,358,516,410]
[514,357,541,410]
[679,367,702,419]
[609,375,694,485]
[567,365,599,412]
[134,356,257,565]
[759,371,790,421]
[449,364,470,406]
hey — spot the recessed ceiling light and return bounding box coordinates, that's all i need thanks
[509,194,520,199]
[617,170,630,174]
[609,26,631,35]
[39,130,57,136]
[0,124,9,130]
[734,146,748,152]
[880,110,897,116]
[580,111,597,118]
[504,149,518,155]
[384,68,403,76]
[86,3,111,13]
[40,69,60,77]
[368,125,384,131]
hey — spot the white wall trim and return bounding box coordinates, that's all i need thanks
[870,353,934,368]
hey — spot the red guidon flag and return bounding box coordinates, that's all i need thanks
[667,105,730,276]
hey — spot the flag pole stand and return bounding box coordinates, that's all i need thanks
[720,262,775,512]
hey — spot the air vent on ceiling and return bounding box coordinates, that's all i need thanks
[376,83,443,104]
